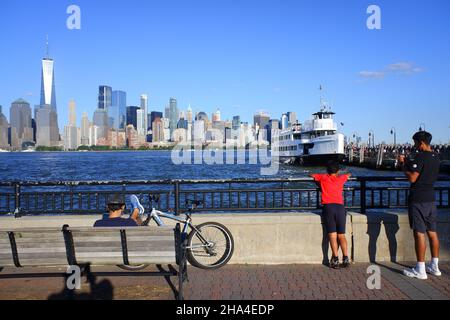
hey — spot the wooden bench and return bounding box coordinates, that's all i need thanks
[0,224,188,300]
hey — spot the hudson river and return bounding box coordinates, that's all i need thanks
[0,150,405,182]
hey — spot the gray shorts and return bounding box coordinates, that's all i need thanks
[408,202,437,233]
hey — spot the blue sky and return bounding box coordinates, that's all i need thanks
[0,0,449,144]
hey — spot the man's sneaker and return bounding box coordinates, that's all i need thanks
[130,195,145,215]
[403,267,428,280]
[426,263,442,276]
[342,256,351,268]
[330,256,340,269]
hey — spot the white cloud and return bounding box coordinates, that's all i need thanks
[359,71,385,79]
[359,62,424,80]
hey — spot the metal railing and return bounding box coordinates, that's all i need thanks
[0,177,449,217]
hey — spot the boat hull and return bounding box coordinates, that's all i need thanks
[281,153,345,166]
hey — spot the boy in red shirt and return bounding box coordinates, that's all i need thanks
[311,161,351,269]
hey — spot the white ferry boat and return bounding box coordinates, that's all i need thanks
[272,105,345,166]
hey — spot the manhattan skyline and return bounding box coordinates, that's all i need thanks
[0,0,449,144]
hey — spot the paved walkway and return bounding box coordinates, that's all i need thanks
[0,262,448,300]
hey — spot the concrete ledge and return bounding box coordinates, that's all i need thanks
[1,210,449,264]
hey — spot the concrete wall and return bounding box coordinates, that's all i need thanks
[1,210,449,264]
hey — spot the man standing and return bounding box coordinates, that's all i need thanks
[398,131,441,279]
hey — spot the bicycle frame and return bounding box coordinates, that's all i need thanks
[144,207,215,252]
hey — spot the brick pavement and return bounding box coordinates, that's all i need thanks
[0,263,448,300]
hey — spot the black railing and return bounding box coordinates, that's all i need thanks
[0,177,449,217]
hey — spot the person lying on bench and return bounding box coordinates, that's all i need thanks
[94,194,145,227]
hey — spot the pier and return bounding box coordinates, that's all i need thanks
[345,144,450,172]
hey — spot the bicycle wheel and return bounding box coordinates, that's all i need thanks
[186,222,234,270]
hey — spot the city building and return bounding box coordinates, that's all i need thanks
[193,120,205,143]
[287,111,297,126]
[89,124,98,146]
[254,111,270,130]
[98,85,112,110]
[0,106,9,149]
[169,97,179,136]
[232,115,241,130]
[186,105,193,123]
[126,106,139,130]
[93,108,109,140]
[152,118,164,143]
[212,108,221,122]
[136,108,146,137]
[68,99,76,127]
[140,94,148,133]
[40,38,57,110]
[35,104,59,147]
[281,113,289,130]
[10,99,33,149]
[80,112,90,146]
[63,125,78,150]
[112,90,127,129]
[126,124,139,148]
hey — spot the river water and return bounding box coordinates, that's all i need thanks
[0,150,405,182]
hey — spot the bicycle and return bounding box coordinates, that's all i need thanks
[118,196,234,271]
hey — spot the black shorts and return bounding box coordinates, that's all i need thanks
[408,202,437,233]
[322,204,347,234]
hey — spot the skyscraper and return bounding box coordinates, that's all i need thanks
[80,112,90,146]
[35,104,59,147]
[40,37,57,110]
[212,108,221,122]
[37,37,60,146]
[136,109,145,137]
[186,105,193,123]
[68,100,76,126]
[98,85,112,110]
[0,106,9,148]
[112,90,127,129]
[232,115,241,130]
[169,97,178,136]
[140,94,148,133]
[126,106,139,130]
[150,111,163,128]
[93,108,108,140]
[254,111,270,129]
[287,112,297,126]
[10,99,33,149]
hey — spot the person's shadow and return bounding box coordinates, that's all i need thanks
[365,212,400,263]
[48,265,114,300]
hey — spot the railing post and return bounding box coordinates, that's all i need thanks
[14,183,22,218]
[174,181,180,216]
[360,178,367,214]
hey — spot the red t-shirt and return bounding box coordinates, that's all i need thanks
[311,173,349,205]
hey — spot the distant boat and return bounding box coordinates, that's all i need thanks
[0,149,9,153]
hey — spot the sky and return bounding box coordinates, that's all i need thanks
[0,0,449,144]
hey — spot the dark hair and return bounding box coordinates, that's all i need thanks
[412,131,432,145]
[326,160,340,174]
[106,194,125,212]
[107,203,125,212]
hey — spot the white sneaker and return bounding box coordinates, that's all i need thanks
[426,263,442,276]
[130,194,145,215]
[403,267,428,280]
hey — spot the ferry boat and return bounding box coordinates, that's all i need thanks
[272,105,345,166]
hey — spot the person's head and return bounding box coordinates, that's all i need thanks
[107,194,126,215]
[326,160,340,175]
[412,131,432,151]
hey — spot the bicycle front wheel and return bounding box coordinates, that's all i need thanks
[186,222,234,270]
